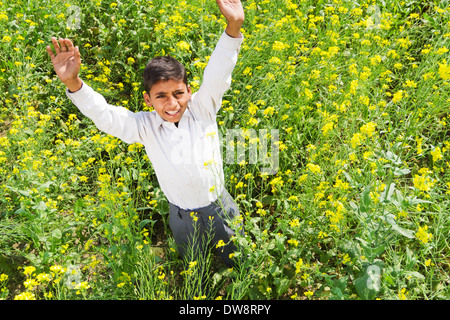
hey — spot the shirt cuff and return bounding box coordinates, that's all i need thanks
[65,81,94,106]
[218,30,244,50]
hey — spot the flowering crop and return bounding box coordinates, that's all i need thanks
[1,0,449,300]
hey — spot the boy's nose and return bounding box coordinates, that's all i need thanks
[166,98,178,111]
[167,96,179,108]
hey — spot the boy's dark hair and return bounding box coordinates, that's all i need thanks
[143,56,188,93]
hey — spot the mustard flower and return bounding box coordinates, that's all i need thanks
[438,60,450,80]
[23,266,36,276]
[14,292,36,300]
[360,122,377,137]
[416,225,433,244]
[413,174,434,192]
[430,147,442,162]
[321,122,334,135]
[216,239,226,249]
[306,163,321,174]
[177,40,190,51]
[392,90,403,103]
[398,288,408,300]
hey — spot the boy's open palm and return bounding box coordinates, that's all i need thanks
[216,0,244,38]
[216,0,244,23]
[46,38,82,91]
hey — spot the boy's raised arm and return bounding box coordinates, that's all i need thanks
[216,0,245,38]
[46,37,83,93]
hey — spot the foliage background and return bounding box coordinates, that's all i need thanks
[0,0,449,300]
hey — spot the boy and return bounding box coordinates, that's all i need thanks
[46,0,245,271]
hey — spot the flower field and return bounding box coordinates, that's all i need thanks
[1,0,449,300]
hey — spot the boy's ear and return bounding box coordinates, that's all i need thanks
[143,92,152,107]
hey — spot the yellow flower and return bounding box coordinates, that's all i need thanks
[350,132,364,149]
[50,265,64,274]
[392,90,404,103]
[75,281,91,291]
[438,60,450,80]
[2,35,11,42]
[190,211,198,222]
[306,163,321,174]
[413,174,434,192]
[430,147,442,162]
[321,122,334,135]
[416,225,433,244]
[263,106,275,116]
[289,219,300,228]
[14,292,36,300]
[23,266,36,276]
[216,240,226,249]
[272,41,290,51]
[177,41,190,51]
[342,253,351,264]
[360,122,377,137]
[398,288,408,300]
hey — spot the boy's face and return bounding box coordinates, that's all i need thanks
[143,79,191,124]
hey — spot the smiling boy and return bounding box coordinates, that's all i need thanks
[46,0,245,273]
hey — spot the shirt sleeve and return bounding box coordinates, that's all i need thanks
[190,31,243,122]
[65,82,147,144]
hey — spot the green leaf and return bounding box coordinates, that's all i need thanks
[360,186,372,213]
[379,183,395,204]
[138,219,155,230]
[274,278,290,297]
[404,271,425,281]
[51,228,62,240]
[380,214,415,239]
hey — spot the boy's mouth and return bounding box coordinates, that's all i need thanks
[165,110,180,117]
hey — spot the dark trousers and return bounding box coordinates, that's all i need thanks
[168,189,242,268]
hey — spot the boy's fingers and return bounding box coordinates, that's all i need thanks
[51,37,61,54]
[66,39,75,52]
[58,38,67,52]
[74,46,81,64]
[46,46,55,59]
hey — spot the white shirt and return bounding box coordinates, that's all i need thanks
[66,31,243,210]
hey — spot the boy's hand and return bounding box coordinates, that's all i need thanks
[46,37,83,92]
[216,0,245,38]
